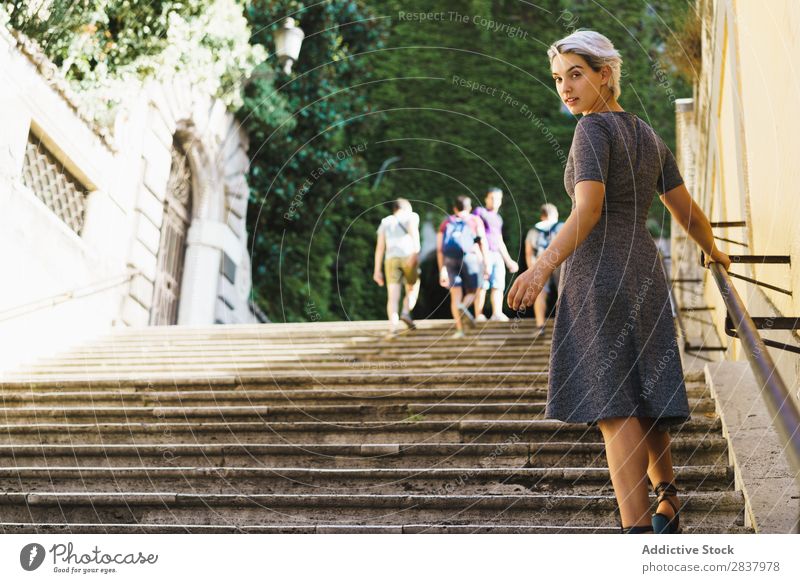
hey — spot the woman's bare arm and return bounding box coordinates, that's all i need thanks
[538,181,605,272]
[660,184,731,269]
[507,180,605,310]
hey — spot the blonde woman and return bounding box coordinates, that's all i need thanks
[508,30,731,534]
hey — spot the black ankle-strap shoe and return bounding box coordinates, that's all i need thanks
[651,481,683,534]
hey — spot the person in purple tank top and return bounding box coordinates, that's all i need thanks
[472,187,519,321]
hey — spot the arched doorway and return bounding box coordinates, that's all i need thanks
[150,140,192,325]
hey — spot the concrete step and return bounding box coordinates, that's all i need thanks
[0,438,729,468]
[0,491,746,529]
[0,522,754,534]
[0,383,712,403]
[0,387,713,407]
[43,343,555,358]
[0,319,741,532]
[2,372,556,387]
[0,398,717,423]
[5,366,553,380]
[16,363,553,377]
[0,465,733,495]
[0,372,708,391]
[0,416,722,445]
[55,335,549,353]
[86,321,546,340]
[25,354,553,368]
[40,337,550,353]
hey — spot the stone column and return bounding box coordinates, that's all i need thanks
[178,219,241,325]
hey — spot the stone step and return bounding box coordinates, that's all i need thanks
[68,334,546,350]
[50,341,554,355]
[19,361,553,375]
[0,491,746,529]
[0,465,733,495]
[0,371,707,389]
[7,366,553,380]
[2,372,555,388]
[0,438,729,468]
[28,337,550,351]
[89,321,545,341]
[0,386,713,405]
[0,399,717,423]
[0,320,740,532]
[0,381,712,400]
[0,522,754,534]
[98,324,538,339]
[28,353,553,368]
[0,416,722,445]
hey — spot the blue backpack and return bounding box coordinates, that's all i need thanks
[442,216,477,259]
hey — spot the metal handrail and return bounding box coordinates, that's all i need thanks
[659,248,726,352]
[707,261,800,532]
[658,250,687,339]
[0,269,140,322]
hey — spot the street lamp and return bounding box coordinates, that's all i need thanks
[274,17,305,75]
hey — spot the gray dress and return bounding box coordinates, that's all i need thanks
[545,111,691,432]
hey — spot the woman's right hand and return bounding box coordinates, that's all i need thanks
[704,245,731,271]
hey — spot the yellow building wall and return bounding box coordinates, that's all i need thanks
[735,0,800,317]
[677,0,800,384]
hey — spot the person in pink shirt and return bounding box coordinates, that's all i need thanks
[472,187,520,321]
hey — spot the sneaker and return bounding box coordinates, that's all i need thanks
[400,312,416,330]
[458,304,476,328]
[450,330,465,339]
[532,325,546,340]
[490,313,510,322]
[474,314,487,323]
[383,330,399,341]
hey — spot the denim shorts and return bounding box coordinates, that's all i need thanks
[444,254,481,291]
[481,251,506,290]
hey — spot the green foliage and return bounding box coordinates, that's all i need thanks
[3,0,271,123]
[240,1,387,322]
[342,0,692,318]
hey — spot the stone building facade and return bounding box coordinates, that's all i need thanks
[0,26,262,371]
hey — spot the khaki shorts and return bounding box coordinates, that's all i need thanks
[384,256,419,285]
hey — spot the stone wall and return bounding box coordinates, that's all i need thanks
[0,26,261,372]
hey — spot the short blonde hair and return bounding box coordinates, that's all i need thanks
[547,30,623,100]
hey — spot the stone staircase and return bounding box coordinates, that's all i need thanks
[0,320,751,533]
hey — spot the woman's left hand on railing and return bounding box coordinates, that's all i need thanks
[704,243,731,271]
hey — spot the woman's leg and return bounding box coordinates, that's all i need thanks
[597,416,652,528]
[639,417,680,519]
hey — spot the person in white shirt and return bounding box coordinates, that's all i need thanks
[373,198,421,335]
